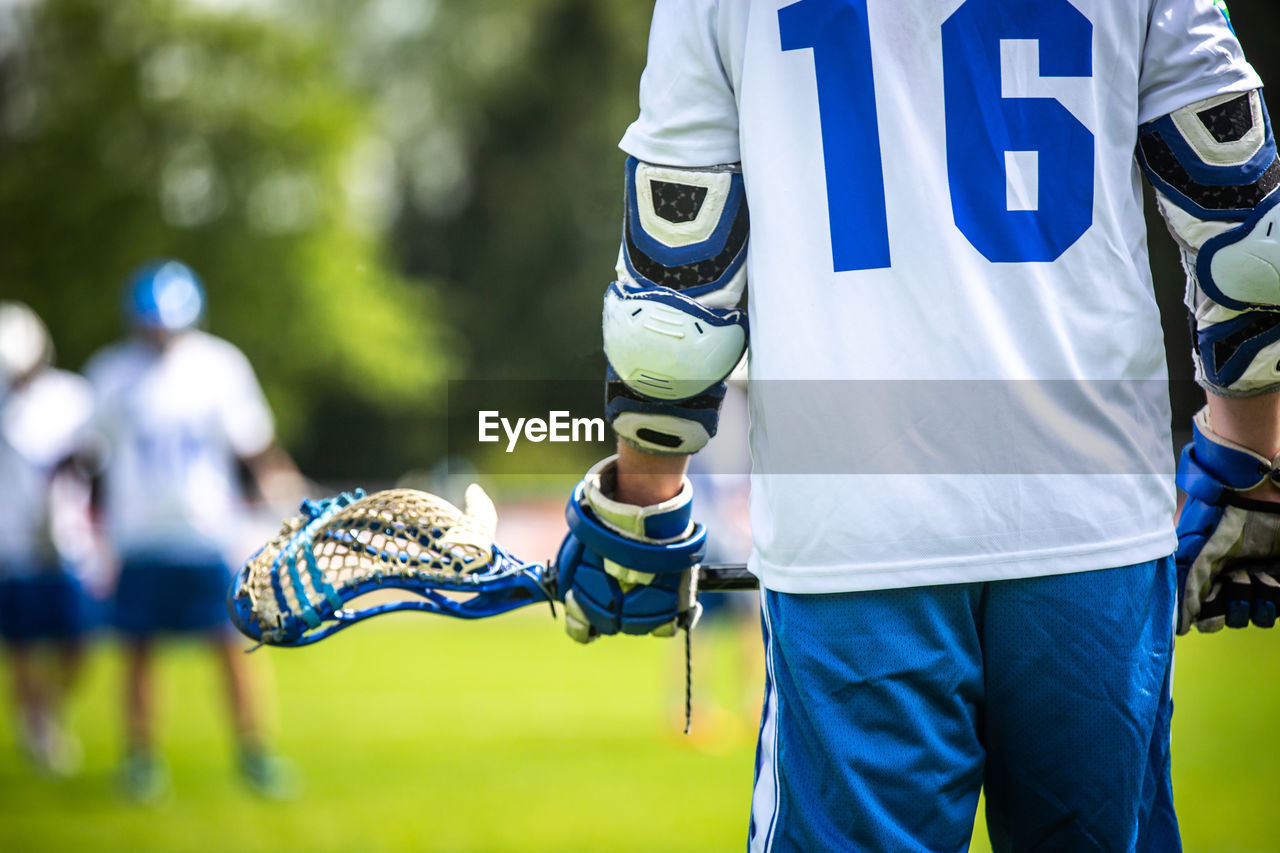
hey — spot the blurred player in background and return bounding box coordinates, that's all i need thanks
[0,301,97,777]
[85,260,303,802]
[555,1,1280,849]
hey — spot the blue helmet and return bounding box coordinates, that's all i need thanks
[124,260,205,331]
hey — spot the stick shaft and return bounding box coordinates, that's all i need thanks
[698,563,756,591]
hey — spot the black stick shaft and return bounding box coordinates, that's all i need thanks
[697,563,756,591]
[543,562,756,597]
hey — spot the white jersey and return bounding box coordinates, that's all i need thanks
[84,331,275,560]
[0,369,94,575]
[621,0,1261,592]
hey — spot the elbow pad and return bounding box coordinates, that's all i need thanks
[1138,89,1280,395]
[604,158,750,454]
[618,157,748,309]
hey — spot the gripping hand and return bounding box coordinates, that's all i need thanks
[556,456,706,644]
[1176,407,1280,634]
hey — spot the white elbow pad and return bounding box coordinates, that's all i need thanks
[602,281,746,402]
[601,157,751,454]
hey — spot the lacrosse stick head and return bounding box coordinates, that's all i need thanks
[228,485,552,646]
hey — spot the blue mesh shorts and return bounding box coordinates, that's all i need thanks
[0,570,96,644]
[748,557,1179,853]
[113,552,235,638]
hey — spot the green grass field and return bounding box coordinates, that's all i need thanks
[0,612,1276,852]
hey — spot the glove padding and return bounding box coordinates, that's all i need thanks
[556,456,706,644]
[1176,407,1280,634]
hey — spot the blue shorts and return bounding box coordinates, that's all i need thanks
[0,570,96,644]
[113,553,234,638]
[748,557,1180,853]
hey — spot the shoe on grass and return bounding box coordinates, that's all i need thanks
[119,752,170,804]
[239,748,299,800]
[43,726,83,778]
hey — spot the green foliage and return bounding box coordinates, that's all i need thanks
[280,0,654,381]
[406,0,654,383]
[0,0,448,463]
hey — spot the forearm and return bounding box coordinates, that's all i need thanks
[244,444,306,503]
[1204,392,1280,500]
[1205,392,1280,457]
[612,441,690,506]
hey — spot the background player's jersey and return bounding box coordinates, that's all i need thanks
[0,369,94,576]
[84,331,275,561]
[621,0,1261,592]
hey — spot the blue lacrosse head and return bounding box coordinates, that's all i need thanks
[124,259,206,332]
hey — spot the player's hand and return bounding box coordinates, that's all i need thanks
[1175,407,1280,633]
[556,455,706,643]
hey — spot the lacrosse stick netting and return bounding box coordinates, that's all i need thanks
[229,485,551,646]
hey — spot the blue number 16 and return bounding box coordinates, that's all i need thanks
[779,0,1095,269]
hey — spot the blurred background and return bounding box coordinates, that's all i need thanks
[0,0,1278,851]
[0,0,650,484]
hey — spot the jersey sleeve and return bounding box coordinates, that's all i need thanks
[618,0,740,167]
[1138,0,1262,125]
[81,348,125,460]
[217,346,275,459]
[42,372,95,466]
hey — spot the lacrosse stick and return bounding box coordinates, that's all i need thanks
[228,486,755,648]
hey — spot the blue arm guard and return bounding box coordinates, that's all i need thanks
[620,157,748,308]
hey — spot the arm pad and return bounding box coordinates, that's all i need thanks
[1138,89,1280,395]
[604,157,750,454]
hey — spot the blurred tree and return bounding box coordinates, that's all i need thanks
[0,0,450,478]
[257,0,657,480]
[277,0,653,380]
[410,0,654,382]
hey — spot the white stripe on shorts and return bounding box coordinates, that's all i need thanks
[749,592,780,853]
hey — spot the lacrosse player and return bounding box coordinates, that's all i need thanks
[0,302,96,776]
[555,1,1280,849]
[85,260,301,802]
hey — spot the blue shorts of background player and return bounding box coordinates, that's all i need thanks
[748,556,1179,853]
[0,566,97,645]
[112,549,235,637]
[1,562,97,776]
[111,546,294,802]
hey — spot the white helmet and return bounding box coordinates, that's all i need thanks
[0,301,53,384]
